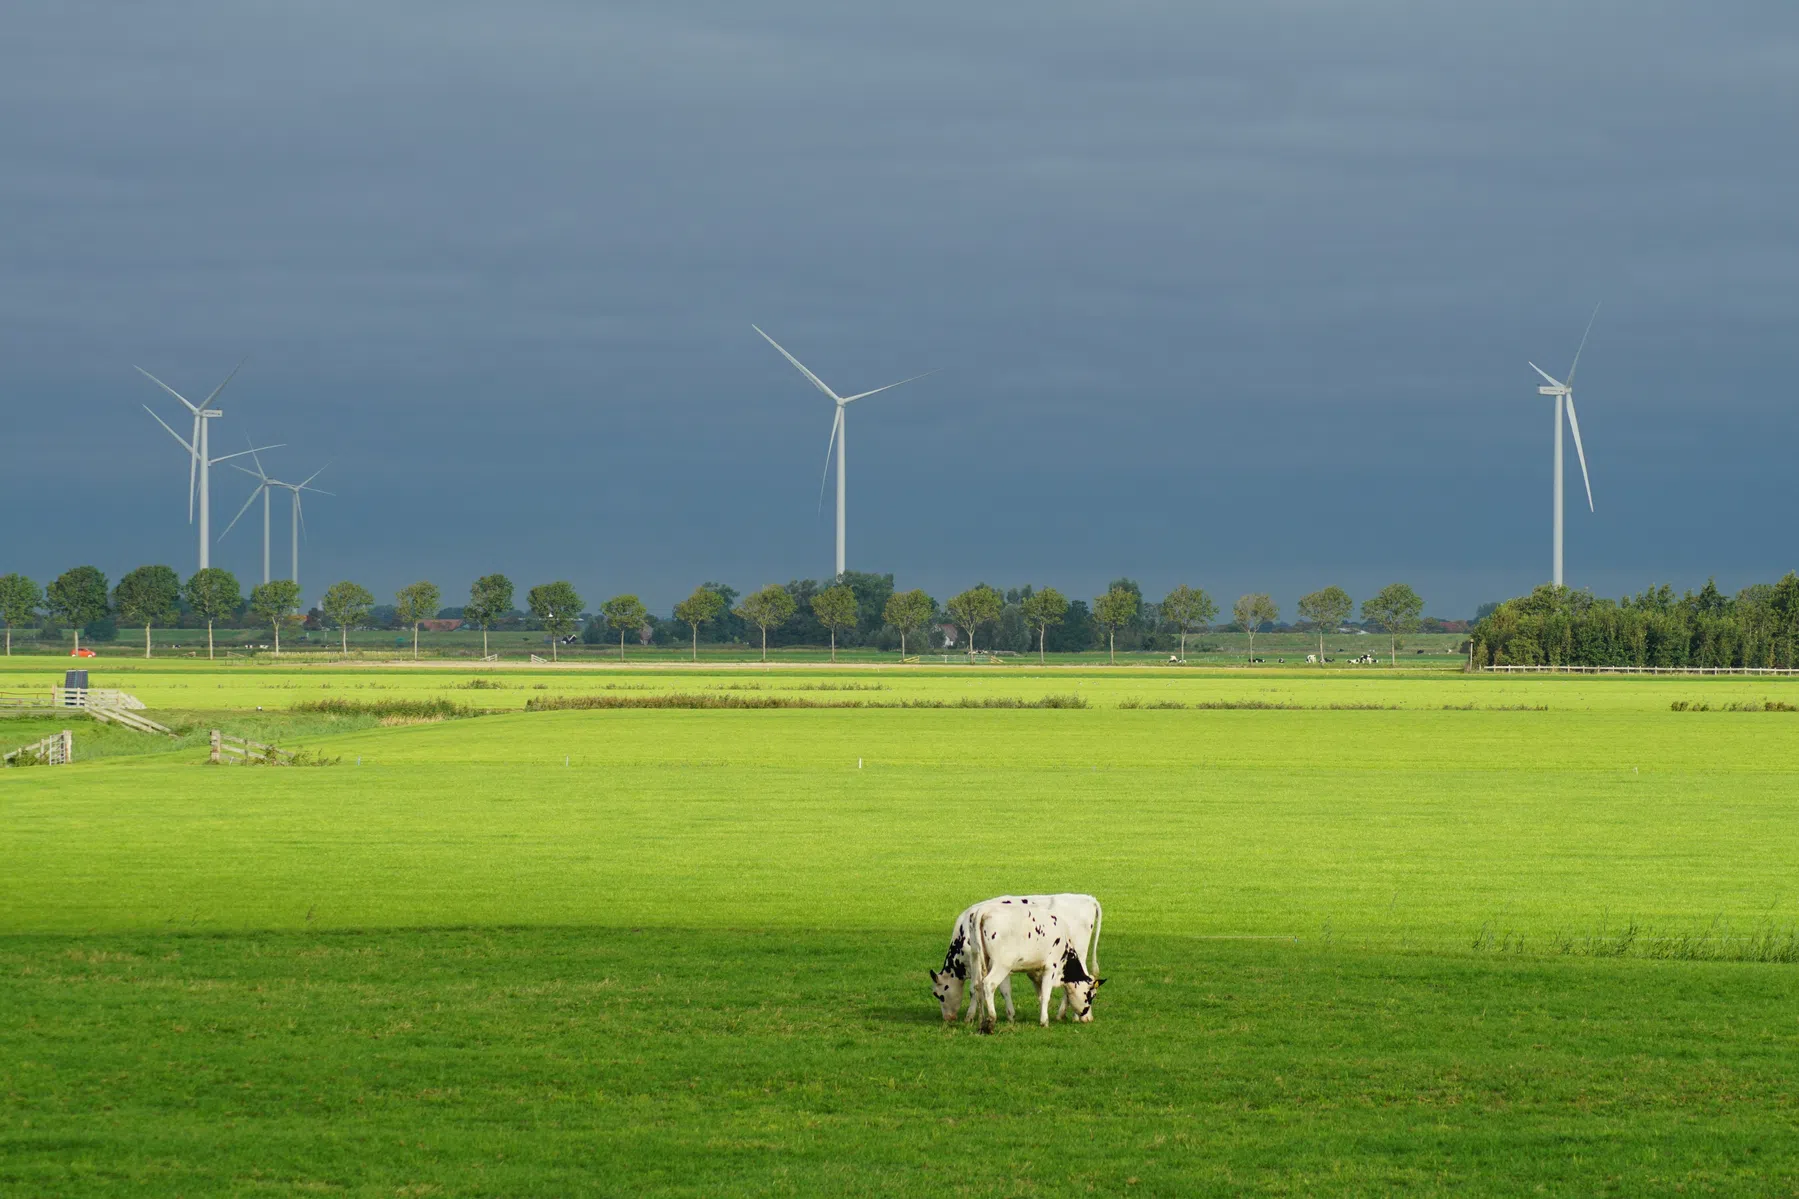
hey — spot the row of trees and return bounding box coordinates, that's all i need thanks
[0,564,1432,663]
[1471,575,1799,668]
[0,566,302,659]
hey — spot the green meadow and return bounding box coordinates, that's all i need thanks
[4,662,1798,1194]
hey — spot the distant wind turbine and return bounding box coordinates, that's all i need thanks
[1529,304,1599,588]
[753,325,934,577]
[226,456,331,589]
[138,362,280,571]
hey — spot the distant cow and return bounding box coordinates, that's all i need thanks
[968,902,1104,1032]
[931,894,1103,1026]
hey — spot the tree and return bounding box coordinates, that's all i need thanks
[602,594,650,661]
[1159,584,1217,662]
[112,565,181,659]
[321,581,374,656]
[394,581,442,660]
[184,568,242,660]
[1020,587,1069,664]
[883,589,934,659]
[527,581,583,661]
[673,586,724,662]
[946,585,1002,659]
[249,579,303,657]
[1296,585,1354,664]
[0,573,41,656]
[1232,593,1279,662]
[1093,585,1139,665]
[735,584,796,661]
[47,566,110,656]
[1362,582,1424,665]
[810,584,858,662]
[464,573,514,659]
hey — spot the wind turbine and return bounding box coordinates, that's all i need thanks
[1529,305,1599,588]
[753,325,933,577]
[225,455,331,589]
[138,362,280,571]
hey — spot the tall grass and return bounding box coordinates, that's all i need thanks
[1670,698,1798,712]
[1471,919,1799,963]
[292,697,476,719]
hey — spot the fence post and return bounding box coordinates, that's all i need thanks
[210,729,221,765]
[60,729,72,764]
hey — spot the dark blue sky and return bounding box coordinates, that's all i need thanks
[5,2,1796,618]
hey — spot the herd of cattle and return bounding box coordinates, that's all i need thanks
[930,893,1105,1033]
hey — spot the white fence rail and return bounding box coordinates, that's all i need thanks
[54,687,147,709]
[1482,665,1799,676]
[210,730,294,765]
[4,730,72,766]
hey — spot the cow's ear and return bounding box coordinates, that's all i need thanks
[928,970,941,983]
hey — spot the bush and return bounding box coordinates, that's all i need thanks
[291,697,474,719]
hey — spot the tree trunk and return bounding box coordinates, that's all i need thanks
[1108,628,1115,665]
[341,625,348,657]
[830,627,836,662]
[620,630,627,661]
[1319,631,1325,663]
[146,623,153,659]
[413,623,420,660]
[1039,626,1045,665]
[274,620,281,658]
[1391,634,1397,666]
[5,626,10,655]
[1179,629,1187,661]
[552,633,558,662]
[761,626,768,661]
[207,620,215,660]
[691,625,698,662]
[900,629,907,659]
[482,626,489,658]
[1246,630,1254,662]
[73,628,81,655]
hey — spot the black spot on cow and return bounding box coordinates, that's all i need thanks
[940,927,968,980]
[1021,898,1029,904]
[1060,949,1092,983]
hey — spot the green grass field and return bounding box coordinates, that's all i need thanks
[4,663,1798,1194]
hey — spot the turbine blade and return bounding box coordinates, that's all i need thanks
[1566,303,1601,387]
[210,443,284,465]
[201,357,247,409]
[143,404,197,454]
[1528,362,1562,388]
[840,368,940,403]
[297,464,330,489]
[817,408,841,517]
[246,435,269,482]
[297,486,334,496]
[188,414,201,521]
[294,492,308,542]
[1565,394,1595,512]
[218,484,263,540]
[135,366,201,413]
[753,325,844,402]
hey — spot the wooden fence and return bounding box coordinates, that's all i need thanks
[1482,665,1799,676]
[53,687,147,709]
[4,730,72,766]
[210,730,294,765]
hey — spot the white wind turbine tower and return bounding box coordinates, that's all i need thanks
[138,363,279,571]
[224,452,331,588]
[753,325,933,577]
[1529,305,1599,587]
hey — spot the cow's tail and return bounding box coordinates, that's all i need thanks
[1088,897,1102,975]
[969,906,992,1030]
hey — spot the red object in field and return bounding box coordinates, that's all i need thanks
[71,648,97,658]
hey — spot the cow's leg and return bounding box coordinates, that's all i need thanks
[977,974,999,1034]
[1001,974,1015,1022]
[1036,966,1058,1027]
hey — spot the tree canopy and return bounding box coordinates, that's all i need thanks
[249,579,303,657]
[602,594,650,659]
[395,581,443,660]
[882,589,934,658]
[184,568,242,660]
[810,585,858,661]
[736,585,797,661]
[1093,585,1140,664]
[321,580,375,656]
[673,586,725,661]
[48,565,109,652]
[1362,582,1424,664]
[0,573,42,656]
[1232,593,1279,660]
[1020,587,1069,664]
[1297,585,1354,662]
[945,585,1003,656]
[113,565,182,659]
[527,581,583,661]
[1160,584,1217,660]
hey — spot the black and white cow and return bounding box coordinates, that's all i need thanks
[930,894,1103,1027]
[968,901,1104,1032]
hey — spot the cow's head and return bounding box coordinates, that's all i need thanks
[1063,975,1107,1022]
[928,969,965,1021]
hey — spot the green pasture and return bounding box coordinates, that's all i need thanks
[4,666,1798,1194]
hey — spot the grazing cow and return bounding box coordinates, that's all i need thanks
[968,902,1105,1032]
[930,894,1103,1025]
